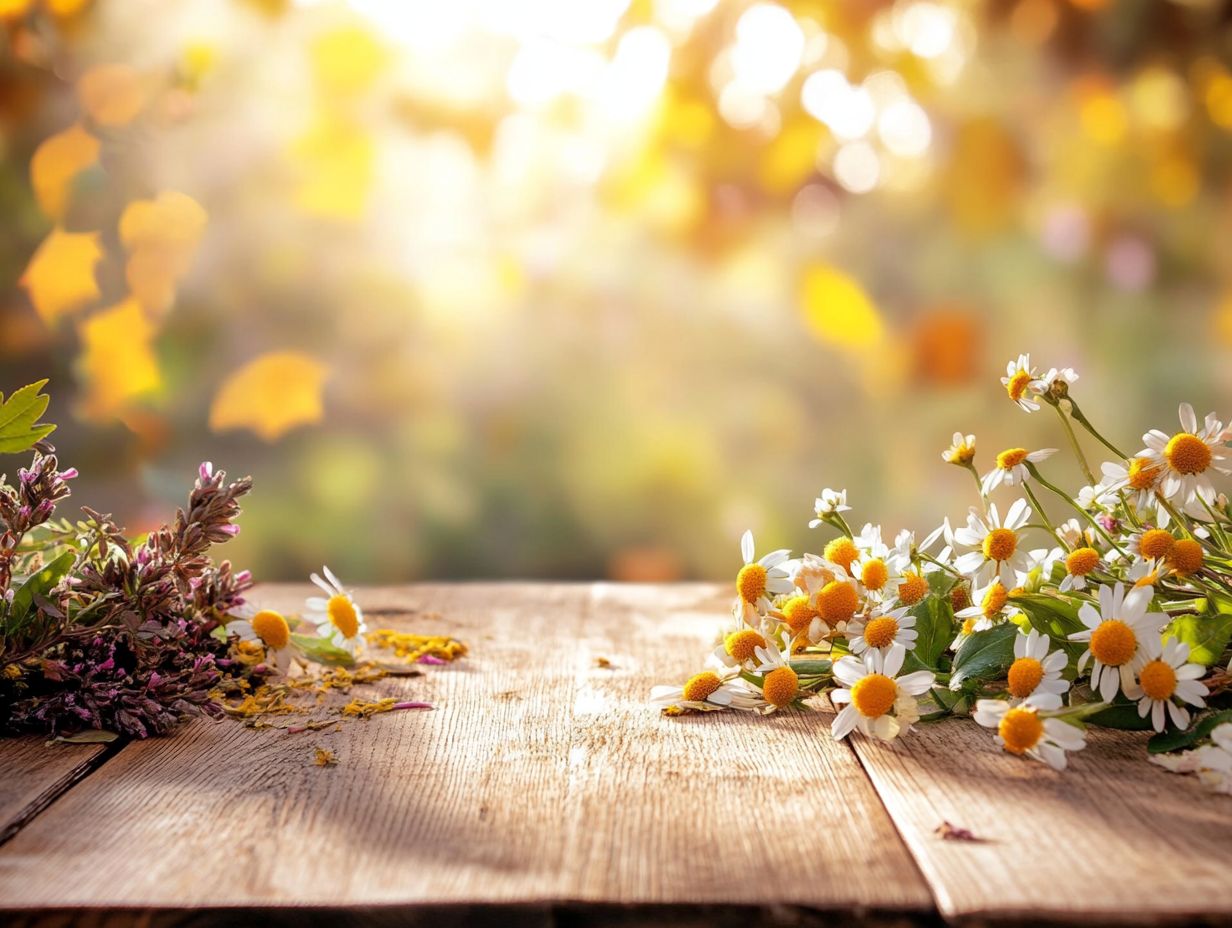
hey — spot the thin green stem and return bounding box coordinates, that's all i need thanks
[1053,403,1095,484]
[1022,482,1067,550]
[1028,465,1127,557]
[1068,399,1128,460]
[830,513,854,539]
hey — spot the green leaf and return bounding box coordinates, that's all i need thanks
[949,622,1017,690]
[1167,611,1232,667]
[53,729,119,744]
[1085,702,1153,731]
[787,659,833,677]
[0,380,56,454]
[908,592,954,670]
[290,632,355,667]
[6,550,76,633]
[1148,709,1232,754]
[1013,594,1087,665]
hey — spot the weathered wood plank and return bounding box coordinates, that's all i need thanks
[848,717,1232,924]
[0,583,930,916]
[0,737,110,845]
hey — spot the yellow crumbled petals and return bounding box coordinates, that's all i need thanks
[662,705,686,717]
[3,663,23,680]
[1164,433,1212,475]
[725,629,766,662]
[762,666,799,707]
[1090,620,1137,666]
[823,537,859,572]
[1006,657,1044,698]
[313,746,338,767]
[1138,529,1175,561]
[366,629,468,662]
[862,616,899,650]
[982,581,1008,618]
[736,563,767,603]
[250,609,290,650]
[998,707,1044,754]
[341,697,401,719]
[1065,547,1100,576]
[817,580,859,625]
[996,447,1029,470]
[683,671,722,702]
[983,528,1018,563]
[1167,538,1204,576]
[1005,369,1032,403]
[1127,457,1162,490]
[850,673,897,718]
[860,558,889,591]
[1138,660,1177,700]
[897,572,928,606]
[780,595,816,633]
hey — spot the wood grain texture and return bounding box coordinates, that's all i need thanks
[0,737,109,845]
[847,717,1232,925]
[0,583,929,916]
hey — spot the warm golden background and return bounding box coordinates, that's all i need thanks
[2,0,1231,581]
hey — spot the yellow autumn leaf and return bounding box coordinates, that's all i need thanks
[311,25,386,95]
[799,265,884,352]
[209,352,329,441]
[119,190,208,249]
[289,116,373,221]
[20,227,102,324]
[77,298,161,417]
[77,64,146,127]
[30,122,100,219]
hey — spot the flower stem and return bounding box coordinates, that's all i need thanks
[1028,464,1127,557]
[1053,403,1095,484]
[1023,482,1067,550]
[1068,400,1128,460]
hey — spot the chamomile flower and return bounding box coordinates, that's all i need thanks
[1021,546,1064,588]
[1056,517,1096,549]
[1005,629,1070,707]
[973,696,1086,770]
[849,547,901,600]
[1001,354,1041,412]
[942,432,976,465]
[228,606,294,673]
[1034,367,1079,399]
[1101,457,1167,523]
[953,498,1033,587]
[1059,546,1101,591]
[711,599,771,669]
[736,530,793,608]
[1077,483,1116,511]
[1128,528,1175,563]
[955,578,1018,632]
[1130,637,1208,732]
[830,646,935,742]
[1138,403,1231,510]
[981,447,1057,494]
[1069,582,1165,702]
[808,488,851,527]
[306,566,367,654]
[752,636,801,712]
[919,517,956,566]
[845,605,916,657]
[650,671,766,713]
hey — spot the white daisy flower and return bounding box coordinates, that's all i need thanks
[848,546,902,600]
[1035,366,1079,397]
[1138,403,1231,510]
[650,670,766,713]
[228,605,294,673]
[735,530,793,608]
[953,498,1033,587]
[1100,456,1168,524]
[710,599,772,670]
[1059,545,1101,592]
[942,432,976,465]
[1020,545,1063,587]
[1001,354,1041,412]
[919,517,956,567]
[973,696,1086,770]
[1077,483,1116,511]
[1068,582,1165,702]
[830,647,935,742]
[1056,516,1095,549]
[752,634,802,712]
[981,447,1057,494]
[1130,637,1208,732]
[808,487,851,527]
[305,566,367,654]
[955,578,1018,637]
[845,605,916,657]
[1151,724,1232,793]
[1004,628,1070,707]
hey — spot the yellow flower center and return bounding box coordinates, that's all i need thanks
[817,580,859,624]
[961,617,977,635]
[850,673,898,718]
[950,584,971,611]
[250,609,291,650]
[780,595,817,632]
[1127,456,1162,491]
[897,572,928,606]
[1006,369,1032,402]
[996,447,1029,470]
[737,563,767,603]
[1065,547,1100,577]
[683,671,722,702]
[327,593,360,639]
[763,666,799,707]
[1138,529,1175,561]
[724,629,765,663]
[948,442,975,465]
[1167,538,1204,576]
[981,581,1008,618]
[983,528,1018,563]
[862,616,900,650]
[1089,619,1136,667]
[823,537,859,572]
[1006,656,1044,698]
[998,707,1044,754]
[1138,659,1177,701]
[1164,433,1212,475]
[860,558,889,591]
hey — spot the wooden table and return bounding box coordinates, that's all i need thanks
[1,583,1229,927]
